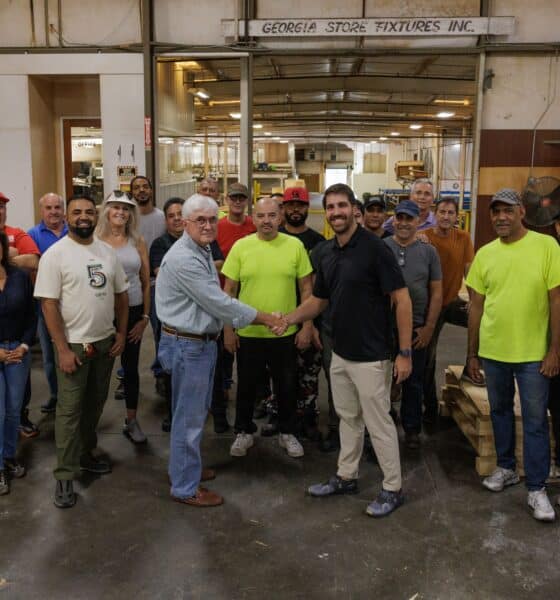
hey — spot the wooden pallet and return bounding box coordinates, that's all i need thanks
[442,366,556,477]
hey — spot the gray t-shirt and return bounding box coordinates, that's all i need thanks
[384,238,442,327]
[139,207,166,252]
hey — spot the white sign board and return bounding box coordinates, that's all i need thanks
[222,17,515,38]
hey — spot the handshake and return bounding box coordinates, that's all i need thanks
[264,312,290,336]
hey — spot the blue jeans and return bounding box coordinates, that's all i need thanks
[0,341,32,461]
[482,358,550,491]
[158,332,217,498]
[37,306,58,399]
[400,344,428,434]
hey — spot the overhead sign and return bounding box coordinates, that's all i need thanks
[222,17,515,38]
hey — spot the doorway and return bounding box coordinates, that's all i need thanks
[324,168,348,190]
[63,118,104,204]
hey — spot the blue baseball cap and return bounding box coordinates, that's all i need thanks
[395,199,420,218]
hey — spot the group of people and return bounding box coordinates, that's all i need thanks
[1,176,560,523]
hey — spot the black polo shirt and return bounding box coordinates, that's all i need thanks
[313,226,405,362]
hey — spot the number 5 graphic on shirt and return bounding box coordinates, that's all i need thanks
[87,264,107,288]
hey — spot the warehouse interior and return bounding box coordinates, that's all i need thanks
[2,1,560,598]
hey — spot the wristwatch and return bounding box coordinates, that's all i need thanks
[398,349,412,358]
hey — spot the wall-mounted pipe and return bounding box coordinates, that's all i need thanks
[29,0,36,46]
[58,0,63,47]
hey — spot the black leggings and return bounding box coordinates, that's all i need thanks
[121,304,144,411]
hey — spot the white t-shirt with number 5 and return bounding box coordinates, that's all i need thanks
[34,236,129,343]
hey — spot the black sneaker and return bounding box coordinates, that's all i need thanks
[19,409,39,438]
[4,459,25,479]
[54,480,76,508]
[307,475,358,497]
[0,471,9,495]
[319,430,340,453]
[80,453,112,475]
[114,381,125,400]
[41,397,57,414]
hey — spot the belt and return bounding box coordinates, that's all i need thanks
[162,324,219,342]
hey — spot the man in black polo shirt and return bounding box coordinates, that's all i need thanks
[150,197,227,432]
[277,183,413,518]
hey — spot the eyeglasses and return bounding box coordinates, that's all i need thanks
[187,216,218,227]
[397,247,406,267]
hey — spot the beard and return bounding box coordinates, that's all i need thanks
[285,211,307,227]
[69,223,95,239]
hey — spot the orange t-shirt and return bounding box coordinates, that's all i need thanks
[425,227,474,306]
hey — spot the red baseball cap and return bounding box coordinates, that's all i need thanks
[283,187,309,203]
[0,192,10,203]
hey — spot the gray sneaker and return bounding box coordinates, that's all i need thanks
[366,489,405,518]
[123,419,147,444]
[230,433,254,457]
[527,488,556,522]
[482,467,520,492]
[279,433,304,458]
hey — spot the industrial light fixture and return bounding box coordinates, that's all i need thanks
[264,132,272,136]
[390,132,400,136]
[253,124,263,129]
[279,140,289,144]
[434,98,470,106]
[229,112,242,119]
[158,137,174,145]
[195,90,210,99]
[370,140,378,144]
[436,111,455,118]
[379,136,388,141]
[409,124,423,130]
[272,136,281,140]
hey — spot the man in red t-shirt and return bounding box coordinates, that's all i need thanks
[0,192,41,438]
[216,182,256,260]
[215,183,258,427]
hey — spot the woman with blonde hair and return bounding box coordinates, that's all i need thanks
[96,191,150,443]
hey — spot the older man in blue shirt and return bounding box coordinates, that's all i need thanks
[156,193,281,507]
[28,193,68,414]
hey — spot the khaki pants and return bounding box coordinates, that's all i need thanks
[330,352,402,491]
[54,336,115,480]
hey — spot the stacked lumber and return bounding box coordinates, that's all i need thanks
[441,365,556,477]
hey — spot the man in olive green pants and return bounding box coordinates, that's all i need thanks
[35,195,129,509]
[53,337,116,480]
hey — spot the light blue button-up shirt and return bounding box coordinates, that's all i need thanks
[155,232,257,334]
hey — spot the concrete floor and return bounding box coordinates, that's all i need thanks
[2,325,560,599]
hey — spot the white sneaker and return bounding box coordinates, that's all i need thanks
[230,433,254,457]
[279,434,304,458]
[482,467,520,492]
[527,488,556,522]
[123,418,147,444]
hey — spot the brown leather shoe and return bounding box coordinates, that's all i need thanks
[172,487,223,507]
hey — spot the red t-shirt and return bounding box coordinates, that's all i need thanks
[216,216,256,259]
[5,225,40,255]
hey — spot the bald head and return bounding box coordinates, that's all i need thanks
[39,192,65,230]
[254,197,281,241]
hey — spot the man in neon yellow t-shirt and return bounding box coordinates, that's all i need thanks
[466,188,560,522]
[222,197,313,459]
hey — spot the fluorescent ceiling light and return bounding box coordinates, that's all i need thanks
[409,124,423,130]
[273,136,281,141]
[436,111,455,118]
[253,124,263,129]
[379,136,388,141]
[434,99,470,106]
[229,112,242,119]
[370,140,378,144]
[390,132,400,136]
[280,140,289,144]
[158,137,174,144]
[195,90,210,99]
[264,132,272,136]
